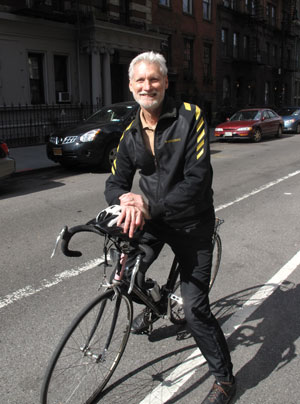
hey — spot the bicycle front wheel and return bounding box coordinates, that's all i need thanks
[41,289,133,404]
[210,233,222,290]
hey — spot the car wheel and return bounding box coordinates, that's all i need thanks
[252,128,262,142]
[103,141,118,171]
[275,125,283,138]
[296,123,300,134]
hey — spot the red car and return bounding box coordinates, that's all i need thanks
[214,108,284,142]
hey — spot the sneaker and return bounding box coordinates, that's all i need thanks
[201,379,236,404]
[131,307,159,334]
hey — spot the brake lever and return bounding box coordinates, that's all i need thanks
[51,226,67,258]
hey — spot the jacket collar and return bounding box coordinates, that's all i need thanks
[130,96,177,133]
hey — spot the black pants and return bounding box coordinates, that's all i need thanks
[131,217,233,382]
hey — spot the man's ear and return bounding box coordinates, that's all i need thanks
[129,81,133,93]
[165,76,169,89]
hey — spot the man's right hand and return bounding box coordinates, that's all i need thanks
[117,193,151,238]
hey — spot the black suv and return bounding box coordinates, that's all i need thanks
[47,102,138,170]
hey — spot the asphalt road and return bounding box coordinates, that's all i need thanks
[1,134,300,404]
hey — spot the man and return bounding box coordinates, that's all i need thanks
[105,51,236,404]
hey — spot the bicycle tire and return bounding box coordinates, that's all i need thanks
[209,233,222,290]
[41,289,133,404]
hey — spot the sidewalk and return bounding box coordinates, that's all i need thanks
[9,128,217,174]
[9,144,59,173]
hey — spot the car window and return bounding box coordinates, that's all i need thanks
[87,105,136,123]
[263,111,269,119]
[230,110,260,121]
[267,110,277,118]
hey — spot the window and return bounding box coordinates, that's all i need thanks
[266,42,270,64]
[243,35,249,59]
[203,0,211,20]
[183,0,193,15]
[224,0,237,9]
[294,81,300,105]
[203,43,212,80]
[28,53,45,105]
[233,32,239,59]
[221,28,228,57]
[264,82,270,104]
[245,0,255,15]
[54,55,68,103]
[159,0,170,6]
[183,38,193,77]
[222,77,230,103]
[272,45,278,66]
[267,4,276,26]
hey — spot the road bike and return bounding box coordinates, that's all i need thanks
[40,215,224,404]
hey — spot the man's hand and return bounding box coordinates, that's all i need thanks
[117,193,151,238]
[119,193,151,219]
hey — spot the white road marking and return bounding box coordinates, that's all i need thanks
[0,258,103,309]
[1,169,299,311]
[215,170,300,212]
[139,249,300,404]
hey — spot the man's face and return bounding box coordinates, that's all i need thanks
[129,61,168,112]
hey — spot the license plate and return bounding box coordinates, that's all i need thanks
[224,132,232,137]
[53,148,62,156]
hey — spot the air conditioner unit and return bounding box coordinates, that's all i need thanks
[58,92,70,102]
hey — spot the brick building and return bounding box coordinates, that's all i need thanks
[152,0,217,123]
[1,0,300,145]
[215,0,300,122]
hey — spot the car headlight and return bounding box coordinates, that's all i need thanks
[80,129,101,142]
[49,136,57,143]
[215,128,223,132]
[237,127,252,131]
[285,119,295,125]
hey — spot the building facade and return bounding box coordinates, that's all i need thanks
[1,0,300,144]
[0,0,165,107]
[215,0,300,122]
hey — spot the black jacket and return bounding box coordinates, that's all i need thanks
[105,96,214,228]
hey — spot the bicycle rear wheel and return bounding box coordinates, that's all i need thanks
[41,289,133,404]
[210,233,222,290]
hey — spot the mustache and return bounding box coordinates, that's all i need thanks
[138,91,157,95]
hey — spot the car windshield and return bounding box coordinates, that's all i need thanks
[278,108,300,116]
[230,110,261,121]
[87,105,135,123]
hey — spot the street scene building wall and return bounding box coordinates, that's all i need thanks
[1,0,300,145]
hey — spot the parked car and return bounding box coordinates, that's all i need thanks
[0,139,15,180]
[47,101,138,170]
[214,108,284,142]
[277,107,300,134]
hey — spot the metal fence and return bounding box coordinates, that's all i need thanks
[0,104,98,147]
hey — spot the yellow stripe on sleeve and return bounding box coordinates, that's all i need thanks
[196,117,204,132]
[197,128,205,143]
[195,105,201,121]
[197,148,204,160]
[184,102,191,111]
[196,139,205,152]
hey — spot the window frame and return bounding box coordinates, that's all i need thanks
[28,52,46,105]
[159,0,170,7]
[203,0,212,21]
[183,0,193,15]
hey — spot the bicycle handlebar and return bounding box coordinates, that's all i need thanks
[60,225,104,257]
[54,223,155,263]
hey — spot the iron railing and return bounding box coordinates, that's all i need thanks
[0,104,98,147]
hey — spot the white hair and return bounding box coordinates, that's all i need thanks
[128,51,168,80]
